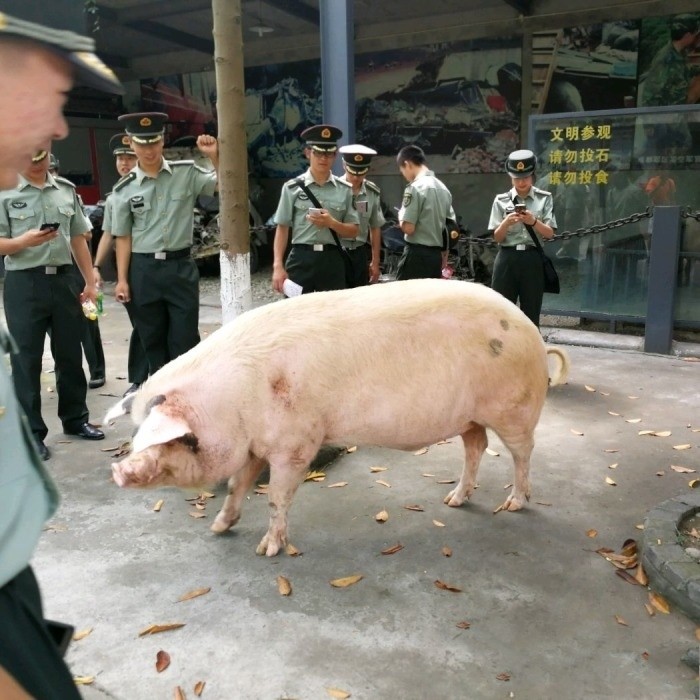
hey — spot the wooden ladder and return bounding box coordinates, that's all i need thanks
[531,30,563,114]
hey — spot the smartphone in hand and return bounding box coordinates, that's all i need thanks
[40,222,59,231]
[308,208,323,216]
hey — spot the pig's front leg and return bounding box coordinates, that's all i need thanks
[256,459,309,557]
[211,456,266,534]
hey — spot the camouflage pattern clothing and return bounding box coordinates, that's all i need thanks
[640,42,700,106]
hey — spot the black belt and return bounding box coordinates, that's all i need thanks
[291,243,337,251]
[500,245,536,251]
[10,265,72,274]
[406,242,442,250]
[132,248,191,260]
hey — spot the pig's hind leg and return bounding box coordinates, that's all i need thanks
[496,429,534,512]
[211,456,266,534]
[256,458,310,557]
[444,424,488,507]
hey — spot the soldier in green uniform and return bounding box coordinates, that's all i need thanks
[0,2,121,697]
[109,112,219,375]
[395,144,455,280]
[640,14,700,107]
[272,125,359,294]
[93,133,147,395]
[0,147,106,455]
[338,144,385,285]
[488,149,557,328]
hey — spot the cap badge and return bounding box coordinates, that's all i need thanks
[321,128,331,139]
[121,135,130,145]
[140,117,152,127]
[516,161,525,171]
[354,155,363,162]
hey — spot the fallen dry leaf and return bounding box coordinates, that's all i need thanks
[139,623,186,637]
[330,574,363,588]
[535,501,552,506]
[346,446,357,453]
[442,546,453,557]
[695,627,700,642]
[73,628,93,642]
[381,543,404,555]
[432,519,446,528]
[404,504,424,512]
[174,687,186,700]
[485,447,500,456]
[608,463,618,469]
[370,466,387,473]
[436,478,456,485]
[608,411,620,417]
[570,429,584,436]
[326,688,351,699]
[437,439,452,445]
[689,479,700,489]
[600,391,610,396]
[194,681,206,697]
[635,564,648,586]
[304,470,326,482]
[638,430,654,436]
[73,676,95,685]
[671,465,696,474]
[653,431,672,437]
[635,524,645,530]
[434,579,462,593]
[375,510,388,523]
[615,615,629,627]
[177,587,211,603]
[153,499,164,512]
[644,603,656,617]
[605,476,617,486]
[503,482,513,490]
[604,448,619,453]
[194,503,206,511]
[327,481,348,489]
[674,444,692,451]
[156,650,171,673]
[626,418,642,424]
[649,592,670,614]
[586,529,598,538]
[493,504,504,514]
[495,672,511,682]
[656,471,665,477]
[375,480,391,488]
[285,543,302,557]
[615,569,640,586]
[628,395,639,400]
[413,448,428,456]
[277,576,292,596]
[585,385,596,392]
[421,473,435,477]
[188,511,206,519]
[456,620,471,629]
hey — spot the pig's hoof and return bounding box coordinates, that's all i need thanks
[443,486,470,507]
[210,513,240,534]
[255,534,284,557]
[499,496,525,512]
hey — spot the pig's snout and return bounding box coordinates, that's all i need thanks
[111,451,162,488]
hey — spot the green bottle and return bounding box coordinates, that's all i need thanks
[96,289,104,315]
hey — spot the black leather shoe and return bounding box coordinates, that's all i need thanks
[36,441,50,461]
[63,422,105,440]
[123,383,140,397]
[88,376,105,389]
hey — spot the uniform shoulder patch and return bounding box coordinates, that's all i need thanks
[170,160,195,167]
[285,179,301,190]
[496,192,511,201]
[533,186,552,196]
[54,175,76,188]
[193,164,214,174]
[337,178,353,188]
[113,172,137,192]
[365,179,381,194]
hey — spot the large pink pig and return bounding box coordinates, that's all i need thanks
[107,279,568,557]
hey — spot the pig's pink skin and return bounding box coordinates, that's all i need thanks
[112,279,566,557]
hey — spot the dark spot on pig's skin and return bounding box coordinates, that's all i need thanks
[489,338,504,356]
[271,376,293,409]
[176,432,200,453]
[146,394,167,413]
[500,319,510,331]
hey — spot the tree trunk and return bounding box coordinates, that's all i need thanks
[211,0,252,323]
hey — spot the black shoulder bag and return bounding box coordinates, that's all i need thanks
[513,196,560,294]
[295,178,356,288]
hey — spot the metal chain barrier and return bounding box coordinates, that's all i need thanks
[682,207,700,223]
[464,206,655,248]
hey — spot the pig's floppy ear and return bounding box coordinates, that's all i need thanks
[132,406,192,454]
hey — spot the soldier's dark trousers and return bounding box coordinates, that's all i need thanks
[286,245,346,293]
[3,267,89,440]
[345,245,370,287]
[128,254,200,375]
[491,247,545,327]
[83,317,106,380]
[0,567,82,700]
[396,243,442,281]
[125,305,149,384]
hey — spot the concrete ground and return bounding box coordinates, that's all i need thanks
[3,282,700,700]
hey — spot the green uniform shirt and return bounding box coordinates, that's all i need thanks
[488,186,558,247]
[398,169,454,247]
[274,170,359,245]
[0,325,59,588]
[640,42,700,106]
[0,174,91,270]
[339,175,386,249]
[101,193,114,233]
[109,160,217,252]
